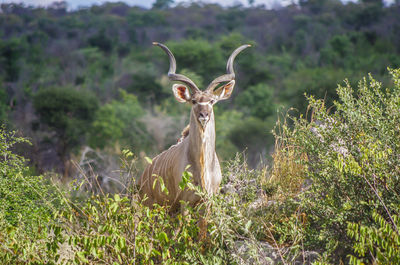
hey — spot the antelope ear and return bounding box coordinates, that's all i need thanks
[172,84,191,103]
[214,80,235,100]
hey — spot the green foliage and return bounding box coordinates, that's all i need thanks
[88,29,113,53]
[127,8,167,27]
[216,7,246,31]
[1,127,38,226]
[283,67,346,114]
[228,116,273,152]
[126,70,167,104]
[236,83,275,120]
[180,69,204,88]
[61,193,202,264]
[0,127,64,264]
[0,84,9,122]
[217,32,249,58]
[47,154,266,264]
[0,37,25,82]
[214,109,243,160]
[33,87,99,157]
[152,0,174,9]
[320,35,353,67]
[353,0,384,28]
[165,40,224,84]
[0,215,63,264]
[274,69,400,262]
[89,90,151,150]
[348,211,400,264]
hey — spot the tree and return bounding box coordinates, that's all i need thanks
[33,87,98,176]
[0,38,24,82]
[152,0,174,9]
[282,67,346,114]
[89,90,151,151]
[236,83,275,120]
[88,29,113,53]
[127,70,166,105]
[164,40,223,84]
[0,84,9,123]
[228,117,273,167]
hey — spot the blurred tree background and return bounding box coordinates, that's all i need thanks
[1,0,400,175]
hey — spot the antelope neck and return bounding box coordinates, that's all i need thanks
[188,108,216,193]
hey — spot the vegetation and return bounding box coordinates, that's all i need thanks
[1,0,400,171]
[33,87,98,171]
[0,126,63,263]
[268,68,400,263]
[1,69,400,263]
[1,0,400,264]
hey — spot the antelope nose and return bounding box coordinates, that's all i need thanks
[198,112,209,127]
[199,112,208,119]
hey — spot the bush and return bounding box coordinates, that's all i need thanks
[348,211,400,264]
[273,68,400,263]
[0,126,64,263]
[52,152,267,264]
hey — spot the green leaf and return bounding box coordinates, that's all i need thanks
[158,231,169,243]
[145,156,153,164]
[77,251,89,263]
[153,178,158,190]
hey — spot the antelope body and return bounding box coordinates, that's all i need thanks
[138,42,250,211]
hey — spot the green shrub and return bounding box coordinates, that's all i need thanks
[0,126,64,264]
[348,211,400,264]
[61,193,205,264]
[274,68,400,262]
[51,151,267,264]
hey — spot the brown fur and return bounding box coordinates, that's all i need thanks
[177,124,190,143]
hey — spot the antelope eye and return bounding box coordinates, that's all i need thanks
[191,99,197,104]
[210,99,215,104]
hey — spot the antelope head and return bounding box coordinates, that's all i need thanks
[153,42,251,129]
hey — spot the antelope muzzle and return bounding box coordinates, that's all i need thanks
[198,111,209,127]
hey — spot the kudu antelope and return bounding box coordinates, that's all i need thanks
[138,42,250,211]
